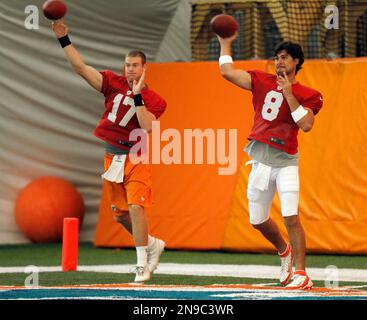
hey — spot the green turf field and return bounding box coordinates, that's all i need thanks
[0,242,366,288]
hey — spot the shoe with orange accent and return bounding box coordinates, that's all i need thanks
[279,243,294,285]
[286,270,313,289]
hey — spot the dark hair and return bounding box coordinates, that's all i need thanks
[126,50,146,65]
[274,42,304,74]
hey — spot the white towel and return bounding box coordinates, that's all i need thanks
[246,160,271,191]
[101,155,127,183]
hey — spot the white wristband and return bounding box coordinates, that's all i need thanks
[291,105,308,122]
[219,55,233,66]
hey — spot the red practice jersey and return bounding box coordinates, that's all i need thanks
[93,70,166,151]
[247,70,323,154]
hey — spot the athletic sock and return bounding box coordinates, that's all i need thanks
[136,246,148,266]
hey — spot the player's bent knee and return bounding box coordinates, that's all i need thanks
[114,211,129,223]
[251,219,269,229]
[250,216,269,227]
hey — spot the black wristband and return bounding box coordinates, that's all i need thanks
[58,35,71,48]
[133,94,144,107]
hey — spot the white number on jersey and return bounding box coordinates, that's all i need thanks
[107,93,136,127]
[261,90,284,121]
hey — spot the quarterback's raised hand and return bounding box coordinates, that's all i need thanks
[132,67,146,95]
[52,20,68,38]
[216,31,238,47]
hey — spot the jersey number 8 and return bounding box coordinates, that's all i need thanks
[261,90,284,121]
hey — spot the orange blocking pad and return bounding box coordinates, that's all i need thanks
[94,58,367,254]
[62,218,79,271]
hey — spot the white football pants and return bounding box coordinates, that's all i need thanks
[247,161,299,225]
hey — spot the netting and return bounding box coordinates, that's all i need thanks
[191,0,367,61]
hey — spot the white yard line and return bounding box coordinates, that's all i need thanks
[0,263,366,282]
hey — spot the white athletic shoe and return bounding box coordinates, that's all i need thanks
[286,270,313,290]
[133,265,151,282]
[147,238,165,273]
[279,243,294,285]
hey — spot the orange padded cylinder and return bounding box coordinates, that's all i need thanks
[62,217,79,272]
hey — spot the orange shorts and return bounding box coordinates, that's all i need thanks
[103,153,153,213]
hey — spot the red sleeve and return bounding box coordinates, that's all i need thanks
[247,70,266,93]
[141,91,167,119]
[303,91,323,115]
[99,70,118,97]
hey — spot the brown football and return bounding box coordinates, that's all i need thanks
[42,0,67,20]
[210,14,238,38]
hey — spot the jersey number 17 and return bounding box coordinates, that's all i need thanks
[107,93,136,127]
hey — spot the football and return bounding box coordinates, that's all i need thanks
[42,0,67,20]
[210,14,238,38]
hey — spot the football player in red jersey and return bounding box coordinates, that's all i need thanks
[52,20,166,282]
[217,33,323,289]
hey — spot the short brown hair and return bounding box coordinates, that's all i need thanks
[274,42,304,74]
[126,50,146,65]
